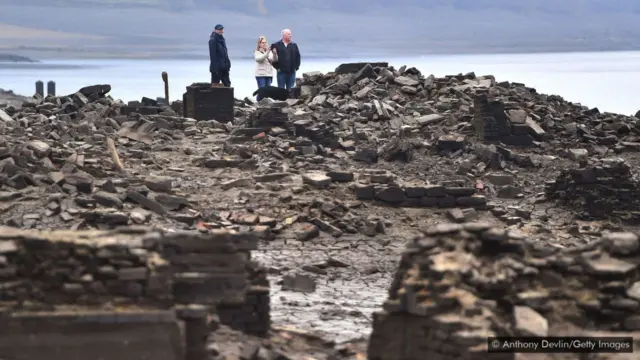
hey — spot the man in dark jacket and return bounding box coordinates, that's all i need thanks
[208,24,231,87]
[271,28,300,90]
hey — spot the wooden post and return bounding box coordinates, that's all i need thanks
[161,72,169,104]
[106,137,124,172]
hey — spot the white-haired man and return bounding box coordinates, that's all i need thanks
[270,28,301,91]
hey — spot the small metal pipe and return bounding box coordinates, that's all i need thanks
[35,81,44,97]
[47,81,56,96]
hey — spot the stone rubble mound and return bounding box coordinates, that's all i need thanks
[3,61,640,359]
[545,158,640,224]
[368,222,640,360]
[0,84,224,230]
[289,63,640,163]
[242,101,339,147]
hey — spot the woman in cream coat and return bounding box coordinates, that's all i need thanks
[254,36,278,101]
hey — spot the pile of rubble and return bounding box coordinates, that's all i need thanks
[545,158,640,224]
[3,60,640,359]
[293,63,640,158]
[0,84,216,230]
[368,222,640,360]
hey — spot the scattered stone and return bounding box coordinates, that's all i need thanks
[2,61,640,357]
[93,191,123,208]
[281,273,317,293]
[568,148,589,162]
[294,223,320,241]
[302,172,331,188]
[514,306,548,337]
[144,176,173,193]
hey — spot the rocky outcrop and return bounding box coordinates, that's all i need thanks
[545,158,640,224]
[368,222,640,360]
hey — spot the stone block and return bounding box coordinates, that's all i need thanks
[183,83,234,122]
[0,310,184,360]
[353,182,483,209]
[0,225,271,356]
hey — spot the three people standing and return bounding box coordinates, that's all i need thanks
[209,25,302,97]
[209,24,231,87]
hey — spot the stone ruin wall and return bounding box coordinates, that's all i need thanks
[0,310,185,360]
[354,170,486,209]
[546,158,640,224]
[367,222,640,360]
[0,226,269,360]
[473,93,547,147]
[182,84,234,122]
[354,174,487,209]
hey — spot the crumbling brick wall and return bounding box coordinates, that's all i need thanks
[0,309,185,360]
[368,222,640,360]
[473,94,546,146]
[354,171,486,208]
[0,226,270,359]
[545,158,640,224]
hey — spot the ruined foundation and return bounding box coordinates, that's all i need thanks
[368,222,640,360]
[545,158,640,224]
[243,102,337,146]
[473,94,546,146]
[182,83,234,122]
[0,226,269,359]
[354,171,486,208]
[0,310,184,360]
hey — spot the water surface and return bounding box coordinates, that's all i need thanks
[1,51,638,115]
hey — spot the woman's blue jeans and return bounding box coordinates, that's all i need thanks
[256,76,273,101]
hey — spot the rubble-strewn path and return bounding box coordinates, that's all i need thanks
[2,62,640,358]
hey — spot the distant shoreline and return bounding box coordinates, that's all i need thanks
[2,48,638,64]
[5,45,640,62]
[0,63,96,70]
[0,54,38,63]
[0,88,30,108]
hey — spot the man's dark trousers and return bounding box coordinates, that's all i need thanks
[277,71,295,90]
[211,71,231,87]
